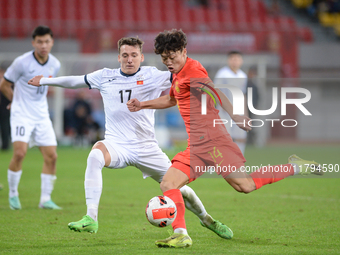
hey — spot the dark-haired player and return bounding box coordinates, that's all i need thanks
[0,25,61,210]
[127,29,322,248]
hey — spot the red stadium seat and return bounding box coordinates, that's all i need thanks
[163,0,179,29]
[0,0,307,44]
[298,27,313,42]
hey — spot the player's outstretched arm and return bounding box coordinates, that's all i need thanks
[127,95,176,112]
[213,87,251,132]
[198,81,252,132]
[28,75,88,89]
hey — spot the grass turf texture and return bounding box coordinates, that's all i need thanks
[0,145,339,254]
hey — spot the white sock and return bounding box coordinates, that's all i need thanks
[291,163,300,175]
[85,149,105,221]
[40,173,57,204]
[235,141,246,155]
[174,228,188,235]
[8,169,22,198]
[180,185,214,226]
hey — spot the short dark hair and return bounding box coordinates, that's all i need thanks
[154,29,187,55]
[32,25,53,39]
[117,37,144,53]
[227,50,242,57]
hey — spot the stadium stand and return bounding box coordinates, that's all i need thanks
[290,0,340,37]
[0,0,314,52]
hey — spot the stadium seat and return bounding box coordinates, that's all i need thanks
[318,12,336,27]
[163,0,179,30]
[298,27,313,42]
[334,24,340,37]
[206,8,222,31]
[291,0,313,9]
[148,0,165,30]
[0,0,310,45]
[106,0,122,29]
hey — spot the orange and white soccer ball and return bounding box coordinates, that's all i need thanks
[145,196,177,227]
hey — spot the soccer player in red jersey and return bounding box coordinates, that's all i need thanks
[127,29,322,248]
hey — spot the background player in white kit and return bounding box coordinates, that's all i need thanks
[214,51,248,155]
[0,26,61,210]
[28,37,232,238]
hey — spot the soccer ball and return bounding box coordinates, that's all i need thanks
[145,196,177,227]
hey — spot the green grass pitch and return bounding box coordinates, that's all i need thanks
[0,145,339,254]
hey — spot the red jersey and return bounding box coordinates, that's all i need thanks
[170,57,229,146]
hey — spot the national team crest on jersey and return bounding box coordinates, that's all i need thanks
[136,74,145,85]
[175,81,180,93]
[48,67,55,78]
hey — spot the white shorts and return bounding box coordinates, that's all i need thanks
[10,117,57,147]
[100,140,171,183]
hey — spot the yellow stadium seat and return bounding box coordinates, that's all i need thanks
[334,13,340,25]
[319,12,336,27]
[334,24,340,36]
[292,0,313,8]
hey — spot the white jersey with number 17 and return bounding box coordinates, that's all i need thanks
[85,66,171,145]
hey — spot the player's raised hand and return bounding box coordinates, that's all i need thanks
[127,98,142,112]
[28,75,43,86]
[232,115,252,132]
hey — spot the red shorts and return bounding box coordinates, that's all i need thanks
[171,136,246,183]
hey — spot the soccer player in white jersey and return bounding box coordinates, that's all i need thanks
[214,51,248,155]
[0,26,61,210]
[28,37,232,238]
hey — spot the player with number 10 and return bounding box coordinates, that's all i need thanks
[0,25,61,210]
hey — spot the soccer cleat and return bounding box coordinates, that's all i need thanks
[288,154,323,175]
[9,196,22,210]
[39,200,62,210]
[200,219,233,239]
[155,233,192,248]
[68,215,98,233]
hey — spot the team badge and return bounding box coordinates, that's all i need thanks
[136,74,145,85]
[175,81,180,93]
[49,67,55,77]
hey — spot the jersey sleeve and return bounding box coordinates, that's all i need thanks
[85,69,103,90]
[151,68,172,91]
[169,85,174,98]
[3,56,23,83]
[189,66,212,89]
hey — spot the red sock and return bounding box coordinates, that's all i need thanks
[250,164,294,190]
[164,189,186,230]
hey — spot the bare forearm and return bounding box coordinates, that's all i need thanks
[215,88,235,118]
[140,95,176,109]
[0,79,13,102]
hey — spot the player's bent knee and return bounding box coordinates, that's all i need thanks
[13,149,26,161]
[92,141,117,167]
[226,177,256,194]
[88,149,105,164]
[238,185,254,194]
[160,179,177,193]
[47,152,57,164]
